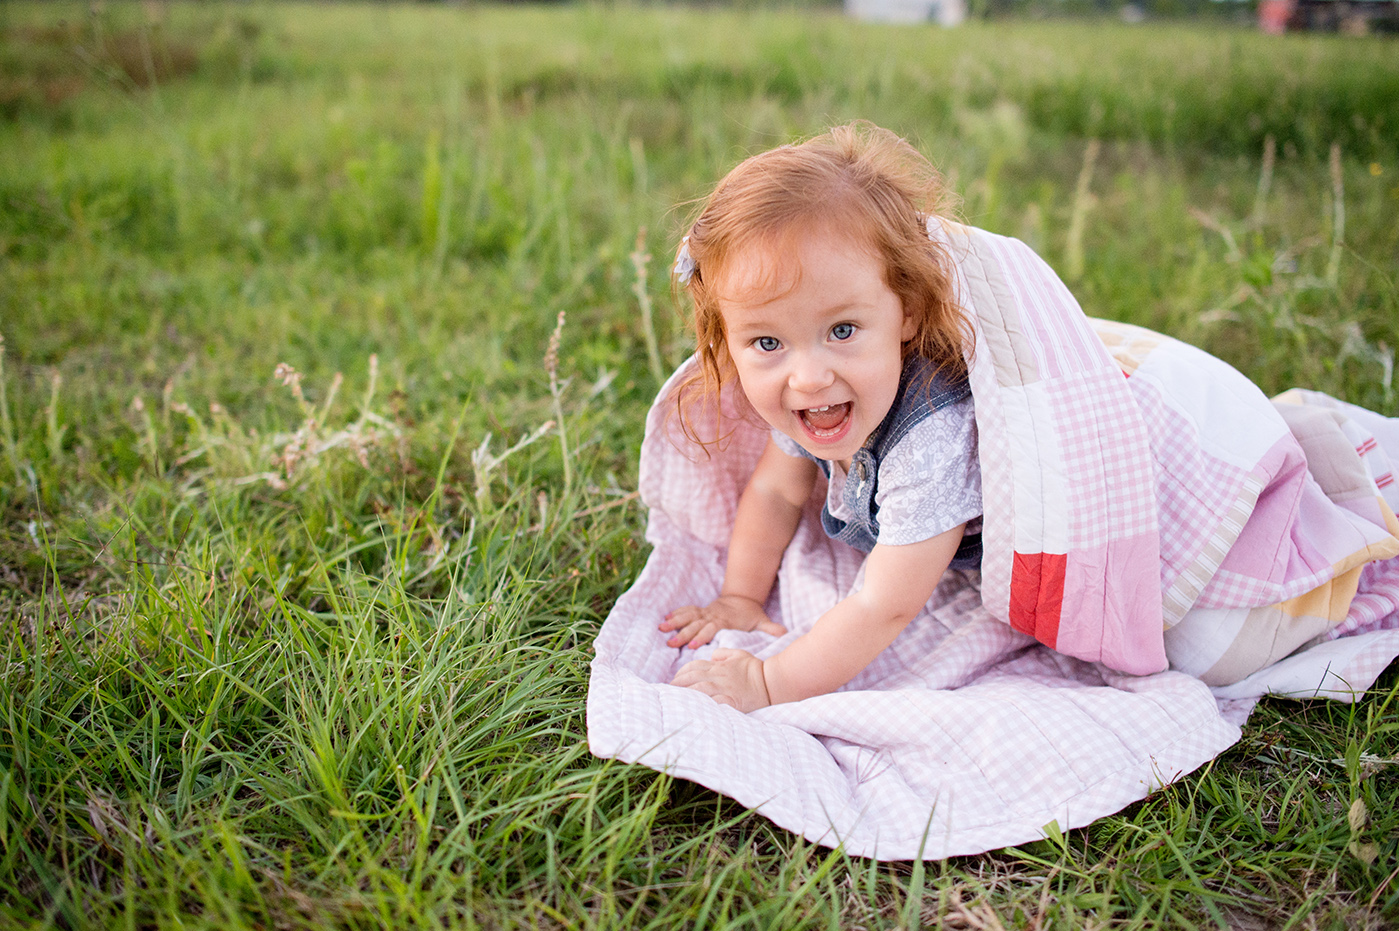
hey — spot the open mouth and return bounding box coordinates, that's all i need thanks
[798,403,852,440]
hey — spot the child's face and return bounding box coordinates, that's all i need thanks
[715,227,915,470]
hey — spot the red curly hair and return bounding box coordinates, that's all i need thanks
[672,122,969,448]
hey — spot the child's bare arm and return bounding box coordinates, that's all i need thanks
[671,523,965,711]
[660,439,818,648]
[762,524,963,702]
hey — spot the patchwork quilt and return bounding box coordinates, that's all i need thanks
[587,224,1399,860]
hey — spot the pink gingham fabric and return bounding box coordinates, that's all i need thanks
[1049,370,1159,549]
[587,226,1399,860]
[589,375,1240,858]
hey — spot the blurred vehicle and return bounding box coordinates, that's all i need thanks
[1258,0,1399,33]
[846,0,967,25]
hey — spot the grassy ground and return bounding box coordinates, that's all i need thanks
[2,2,1398,927]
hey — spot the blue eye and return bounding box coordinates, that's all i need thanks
[831,323,855,341]
[756,337,780,352]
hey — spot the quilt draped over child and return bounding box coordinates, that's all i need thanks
[587,224,1399,860]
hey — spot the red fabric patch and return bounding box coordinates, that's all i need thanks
[1009,552,1067,648]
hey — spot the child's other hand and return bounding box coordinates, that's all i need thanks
[671,649,771,713]
[659,595,787,649]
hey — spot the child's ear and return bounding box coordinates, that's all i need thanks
[900,311,917,342]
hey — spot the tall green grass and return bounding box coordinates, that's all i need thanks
[1,3,1398,927]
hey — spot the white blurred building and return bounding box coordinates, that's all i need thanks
[846,0,967,25]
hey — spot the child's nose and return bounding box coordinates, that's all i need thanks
[787,352,835,393]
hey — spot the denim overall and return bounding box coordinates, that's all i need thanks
[795,355,982,569]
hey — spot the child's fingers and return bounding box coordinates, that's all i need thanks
[685,625,718,648]
[676,651,764,712]
[666,617,718,649]
[658,605,701,632]
[672,667,737,708]
[755,619,787,637]
[670,658,714,687]
[660,608,708,640]
[689,683,739,709]
[677,620,718,648]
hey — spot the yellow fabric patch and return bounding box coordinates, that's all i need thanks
[1275,564,1364,624]
[1090,318,1167,376]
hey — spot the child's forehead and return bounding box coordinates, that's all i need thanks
[713,225,882,303]
[713,237,801,301]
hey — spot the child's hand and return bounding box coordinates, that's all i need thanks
[659,594,787,649]
[671,649,771,713]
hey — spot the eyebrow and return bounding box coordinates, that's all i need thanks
[723,320,780,342]
[725,299,864,331]
[722,310,779,330]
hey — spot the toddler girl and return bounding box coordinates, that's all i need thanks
[659,123,982,712]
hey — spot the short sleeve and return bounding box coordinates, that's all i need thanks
[874,395,981,547]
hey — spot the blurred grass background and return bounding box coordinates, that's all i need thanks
[2,2,1398,928]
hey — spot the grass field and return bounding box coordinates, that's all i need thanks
[2,2,1399,927]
